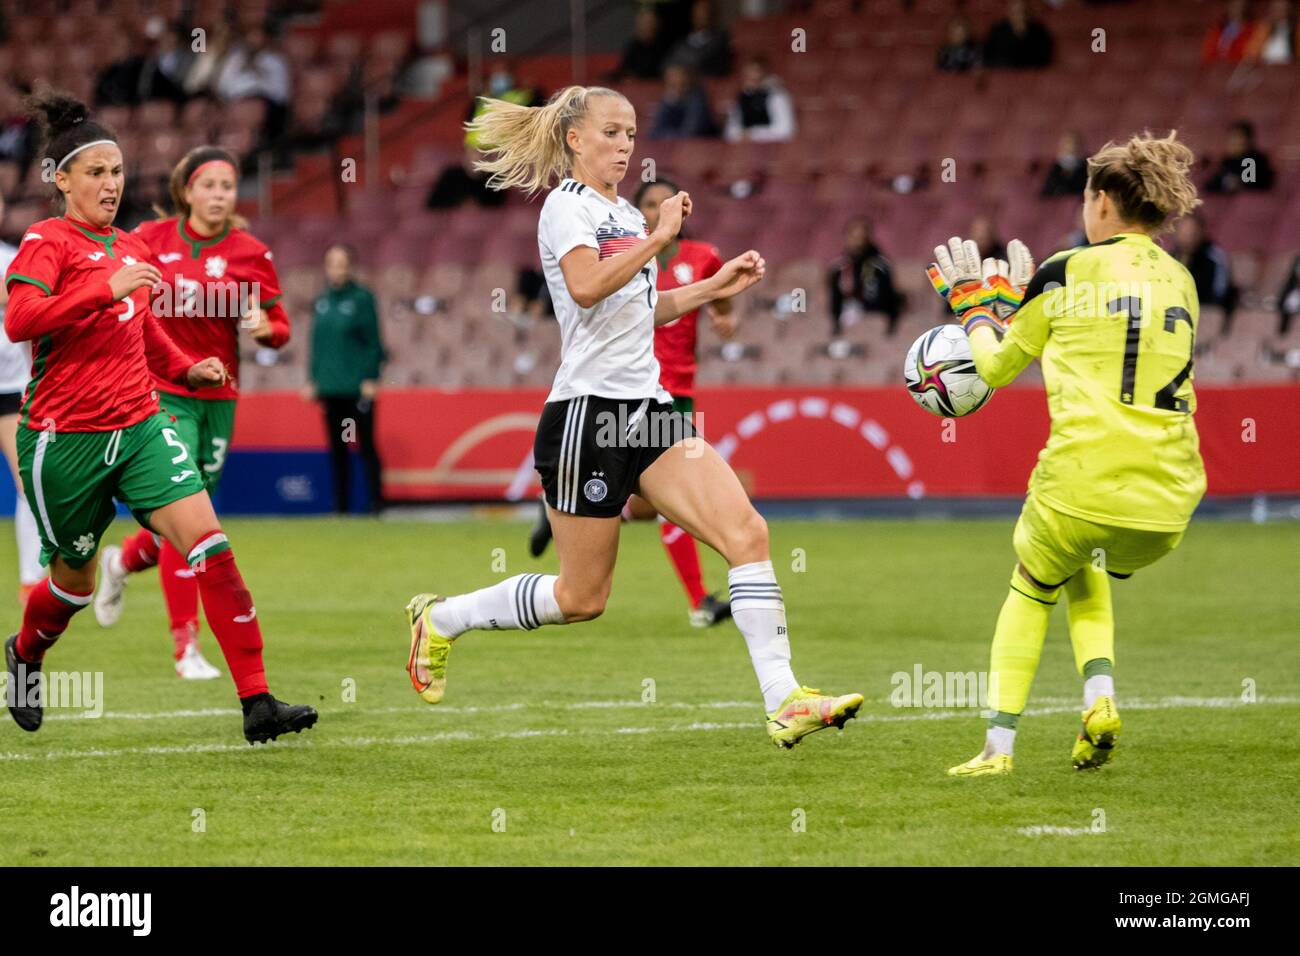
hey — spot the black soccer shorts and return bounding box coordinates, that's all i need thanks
[533,394,697,518]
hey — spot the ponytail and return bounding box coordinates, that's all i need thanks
[467,85,629,195]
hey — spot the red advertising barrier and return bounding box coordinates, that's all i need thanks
[235,386,1300,500]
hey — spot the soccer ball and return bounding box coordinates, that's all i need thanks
[903,324,994,417]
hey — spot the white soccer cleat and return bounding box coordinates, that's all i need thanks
[93,545,128,628]
[175,642,222,680]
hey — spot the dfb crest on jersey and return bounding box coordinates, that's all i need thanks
[673,262,694,284]
[205,256,227,279]
[583,476,608,503]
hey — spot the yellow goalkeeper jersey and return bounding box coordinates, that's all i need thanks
[999,231,1206,532]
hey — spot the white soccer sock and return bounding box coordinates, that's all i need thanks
[429,573,564,638]
[1083,674,1115,710]
[728,560,799,712]
[986,725,1016,757]
[14,496,43,585]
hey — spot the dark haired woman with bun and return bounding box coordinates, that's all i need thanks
[93,145,292,683]
[2,93,316,743]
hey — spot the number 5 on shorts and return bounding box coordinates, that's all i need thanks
[162,427,191,464]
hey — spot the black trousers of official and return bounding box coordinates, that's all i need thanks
[319,395,383,513]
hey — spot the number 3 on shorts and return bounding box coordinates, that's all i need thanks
[162,427,191,464]
[206,437,228,475]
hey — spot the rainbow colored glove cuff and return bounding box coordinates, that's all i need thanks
[961,305,1005,337]
[987,275,1025,321]
[948,279,993,319]
[926,264,951,299]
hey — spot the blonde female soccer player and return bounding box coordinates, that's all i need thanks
[403,86,862,748]
[928,131,1205,775]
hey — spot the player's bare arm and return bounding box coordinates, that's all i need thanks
[708,295,737,338]
[557,191,690,308]
[655,250,765,326]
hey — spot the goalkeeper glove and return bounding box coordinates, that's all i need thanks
[984,238,1035,322]
[926,236,1002,336]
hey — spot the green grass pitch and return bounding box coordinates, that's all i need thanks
[0,515,1296,866]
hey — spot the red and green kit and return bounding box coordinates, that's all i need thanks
[3,215,207,566]
[134,217,289,490]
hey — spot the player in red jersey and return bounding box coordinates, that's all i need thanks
[3,93,315,742]
[529,176,736,628]
[92,146,290,681]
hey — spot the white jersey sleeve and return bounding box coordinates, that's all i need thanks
[0,241,29,394]
[539,185,602,263]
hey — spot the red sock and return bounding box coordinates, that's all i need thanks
[659,520,708,609]
[159,540,200,658]
[120,527,161,573]
[169,622,197,661]
[188,531,268,698]
[16,578,92,662]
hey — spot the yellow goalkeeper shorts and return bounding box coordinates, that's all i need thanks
[1012,493,1185,586]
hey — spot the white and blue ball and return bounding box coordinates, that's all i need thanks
[903,324,995,418]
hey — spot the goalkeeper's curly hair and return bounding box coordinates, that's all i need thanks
[466,85,629,196]
[1086,130,1201,233]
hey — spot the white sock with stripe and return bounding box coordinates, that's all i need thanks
[429,573,564,638]
[728,560,799,712]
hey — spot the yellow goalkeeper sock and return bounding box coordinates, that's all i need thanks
[1065,566,1114,674]
[988,564,1061,721]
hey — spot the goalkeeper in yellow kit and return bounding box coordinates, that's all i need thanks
[927,131,1206,775]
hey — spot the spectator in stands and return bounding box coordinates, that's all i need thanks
[1041,130,1089,196]
[426,146,507,209]
[937,16,981,73]
[1203,0,1262,63]
[650,64,719,139]
[613,7,671,80]
[984,0,1054,69]
[152,16,198,94]
[1205,120,1275,193]
[307,244,386,515]
[0,84,34,177]
[1173,214,1238,337]
[666,0,734,77]
[724,56,795,143]
[1252,0,1299,61]
[214,26,292,134]
[828,217,904,338]
[1276,254,1300,335]
[94,17,189,107]
[465,66,539,150]
[183,23,232,97]
[971,216,1006,261]
[512,266,555,326]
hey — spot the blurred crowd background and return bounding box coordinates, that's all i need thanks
[0,0,1297,393]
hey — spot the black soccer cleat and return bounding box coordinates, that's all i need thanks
[527,494,553,558]
[689,593,733,629]
[241,693,319,745]
[5,633,43,732]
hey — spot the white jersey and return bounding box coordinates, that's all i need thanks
[0,241,28,394]
[538,178,670,403]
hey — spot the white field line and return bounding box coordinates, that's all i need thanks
[1017,825,1099,837]
[39,694,1300,723]
[3,696,1296,763]
[0,721,758,762]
